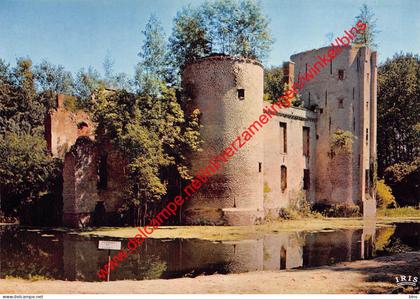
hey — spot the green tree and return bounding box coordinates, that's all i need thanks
[0,58,59,218]
[136,15,170,93]
[0,59,44,135]
[92,85,201,225]
[168,6,210,78]
[264,66,283,102]
[376,179,396,208]
[378,53,419,172]
[353,4,379,49]
[74,66,104,107]
[102,54,132,91]
[378,53,420,206]
[34,60,75,94]
[169,0,273,71]
[0,133,58,216]
[33,60,75,110]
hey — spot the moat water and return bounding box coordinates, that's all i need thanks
[0,222,419,281]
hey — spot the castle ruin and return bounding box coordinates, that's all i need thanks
[45,45,377,227]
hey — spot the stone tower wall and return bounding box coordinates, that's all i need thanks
[182,56,264,225]
[62,137,99,227]
[290,46,377,208]
[45,94,95,158]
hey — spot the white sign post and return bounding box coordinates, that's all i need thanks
[98,240,122,282]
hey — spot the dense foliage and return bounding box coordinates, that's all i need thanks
[0,59,61,218]
[169,0,273,76]
[376,179,397,208]
[263,66,283,102]
[92,85,201,224]
[378,53,420,206]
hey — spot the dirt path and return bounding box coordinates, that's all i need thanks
[1,252,419,294]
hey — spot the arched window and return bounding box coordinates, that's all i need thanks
[281,165,287,192]
[77,121,89,136]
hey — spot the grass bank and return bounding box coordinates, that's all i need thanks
[78,210,420,241]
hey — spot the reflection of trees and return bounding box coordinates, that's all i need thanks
[374,227,395,252]
[111,251,167,281]
[0,228,62,279]
[374,225,417,255]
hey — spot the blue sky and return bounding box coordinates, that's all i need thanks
[1,0,419,76]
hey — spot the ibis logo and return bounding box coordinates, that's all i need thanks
[395,275,418,287]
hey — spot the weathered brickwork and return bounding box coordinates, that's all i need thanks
[49,45,377,227]
[291,46,377,215]
[182,56,265,225]
[45,94,95,159]
[182,46,377,224]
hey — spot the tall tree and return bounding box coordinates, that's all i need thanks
[92,86,201,225]
[0,58,59,218]
[353,4,379,49]
[169,0,273,71]
[34,60,75,94]
[33,60,75,110]
[136,15,169,94]
[378,53,420,205]
[74,66,104,107]
[0,58,44,135]
[264,66,283,102]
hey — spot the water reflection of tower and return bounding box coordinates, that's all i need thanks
[361,220,376,259]
[263,232,304,270]
[303,222,376,266]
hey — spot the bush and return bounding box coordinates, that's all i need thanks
[324,204,361,217]
[329,130,354,157]
[278,208,299,220]
[376,179,397,208]
[289,190,311,216]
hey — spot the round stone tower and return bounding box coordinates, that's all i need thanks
[182,55,264,225]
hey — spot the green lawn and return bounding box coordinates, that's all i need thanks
[377,206,420,217]
[77,211,420,241]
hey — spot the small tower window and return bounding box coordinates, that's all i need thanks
[366,128,369,145]
[281,165,287,192]
[258,162,262,173]
[280,122,287,153]
[325,90,328,106]
[338,98,344,109]
[237,89,245,100]
[303,127,310,157]
[303,169,310,190]
[365,169,370,193]
[338,69,345,80]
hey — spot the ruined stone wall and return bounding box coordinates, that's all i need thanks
[96,142,127,217]
[62,138,127,227]
[291,46,377,208]
[62,137,99,227]
[182,56,264,225]
[263,107,317,215]
[45,94,95,158]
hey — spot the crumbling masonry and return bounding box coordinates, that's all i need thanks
[45,46,377,227]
